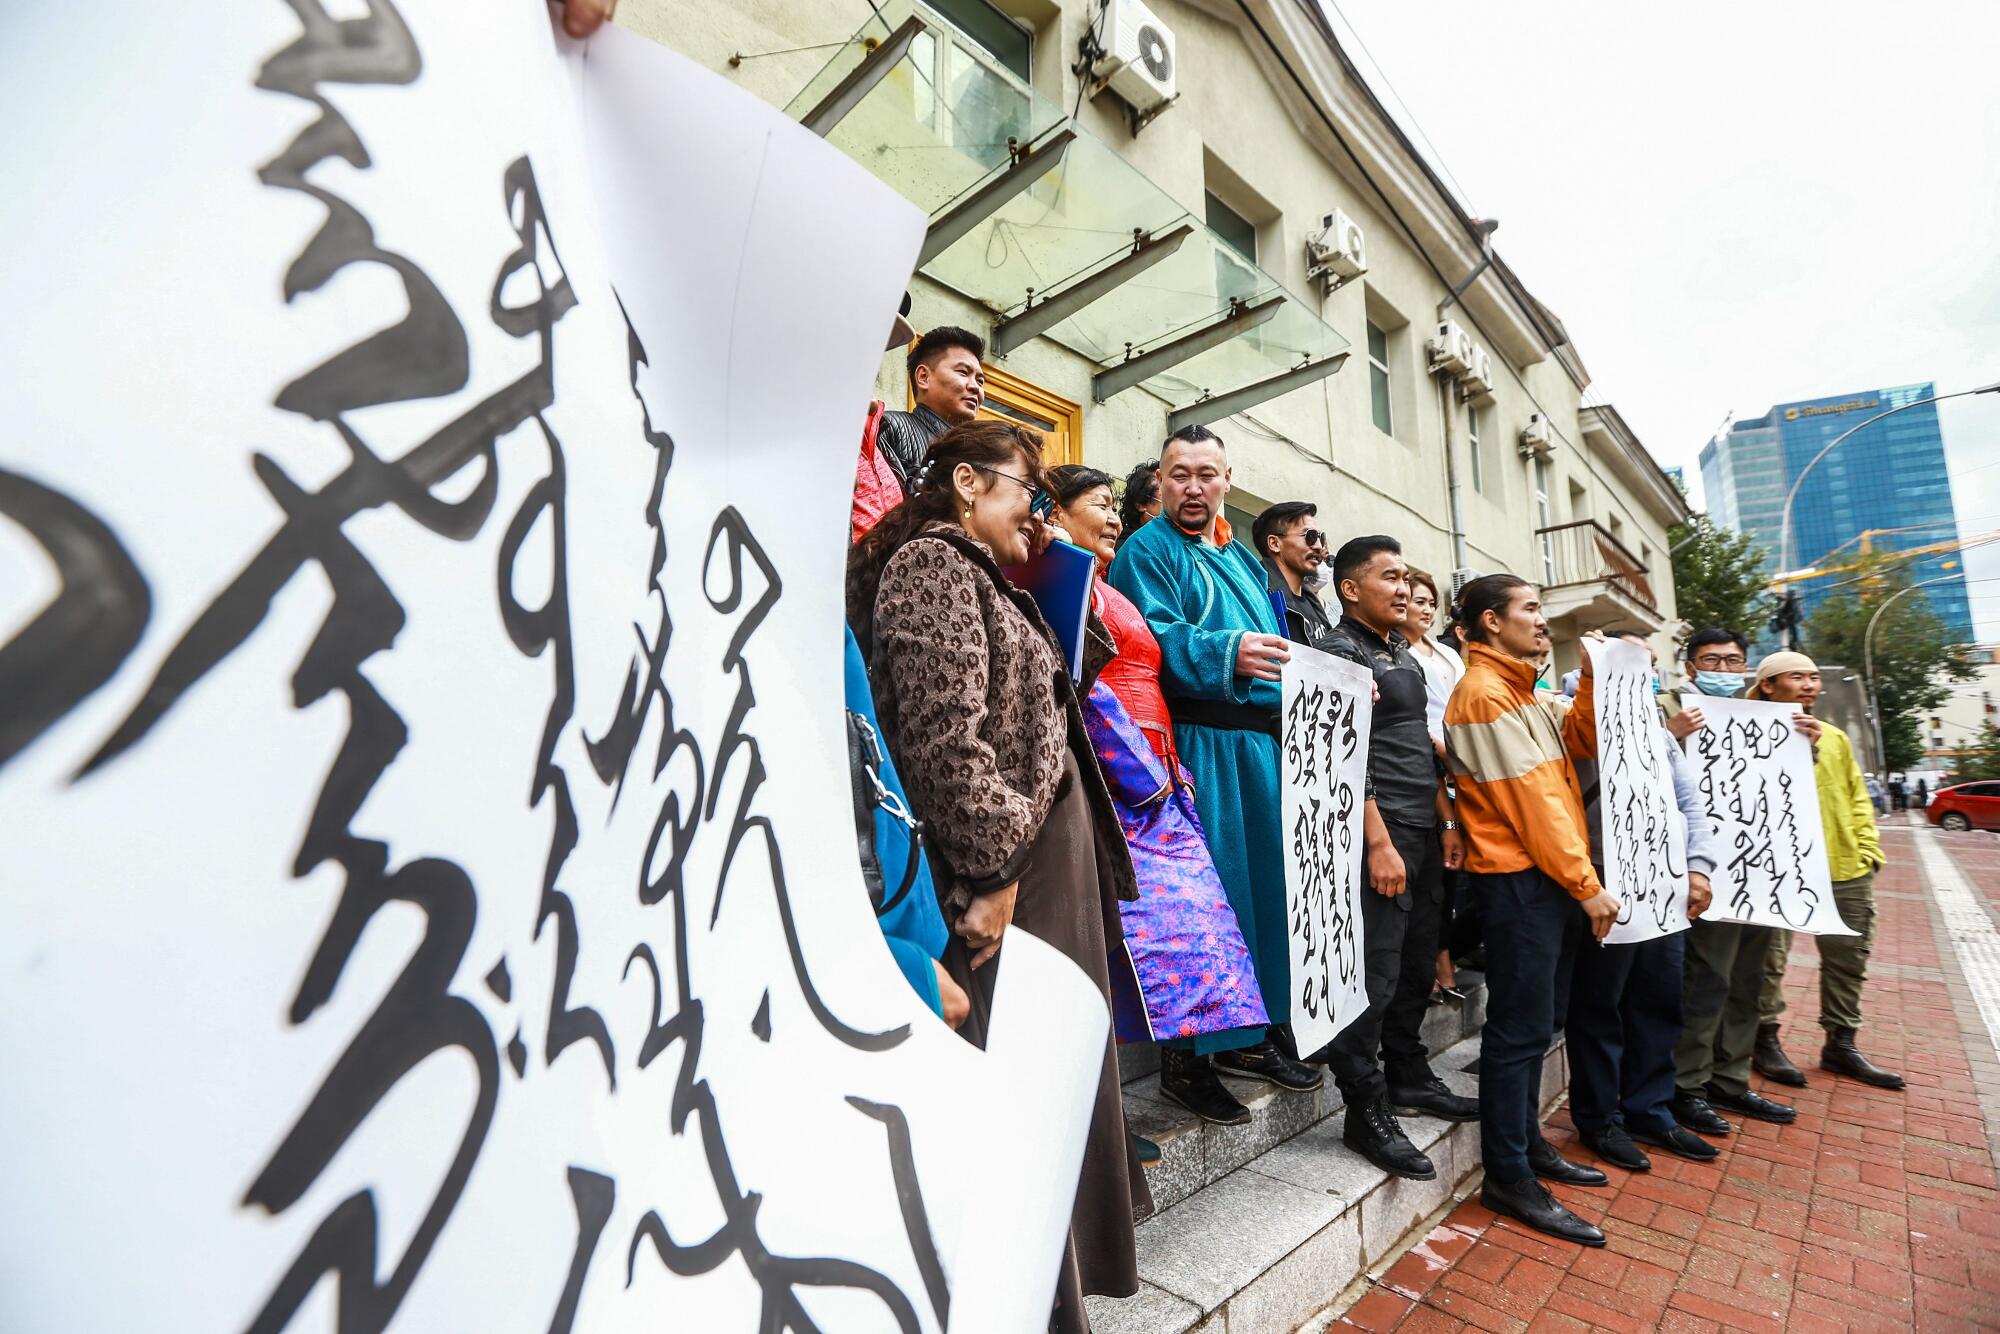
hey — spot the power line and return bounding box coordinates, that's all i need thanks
[1317,0,1479,217]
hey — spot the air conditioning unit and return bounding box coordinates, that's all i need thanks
[1460,346,1493,397]
[1429,319,1472,376]
[1517,413,1556,460]
[1096,0,1176,114]
[1306,209,1367,285]
[1449,567,1483,604]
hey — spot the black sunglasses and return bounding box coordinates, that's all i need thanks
[969,462,1053,516]
[1299,528,1325,548]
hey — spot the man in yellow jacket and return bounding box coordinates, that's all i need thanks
[1748,652,1904,1089]
[1445,575,1619,1247]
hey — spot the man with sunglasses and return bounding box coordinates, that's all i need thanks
[1254,502,1338,655]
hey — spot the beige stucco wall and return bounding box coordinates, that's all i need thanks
[617,0,1683,659]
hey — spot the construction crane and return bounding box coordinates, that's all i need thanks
[1773,525,1998,586]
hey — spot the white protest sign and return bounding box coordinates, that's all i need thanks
[1587,638,1691,944]
[1281,644,1375,1058]
[0,10,1101,1331]
[1688,697,1855,935]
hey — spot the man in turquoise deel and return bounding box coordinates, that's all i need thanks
[1108,426,1323,1121]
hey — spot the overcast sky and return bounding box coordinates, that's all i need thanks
[1317,0,2000,641]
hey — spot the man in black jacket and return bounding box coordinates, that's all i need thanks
[875,326,988,498]
[1255,501,1337,653]
[1317,534,1478,1181]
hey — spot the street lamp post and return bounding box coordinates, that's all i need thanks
[1776,381,2000,648]
[1862,575,1957,777]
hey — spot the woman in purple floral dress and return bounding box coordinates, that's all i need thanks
[1048,467,1269,1055]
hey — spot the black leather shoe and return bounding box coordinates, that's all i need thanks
[1480,1176,1605,1248]
[1528,1140,1609,1187]
[1386,1074,1480,1123]
[1215,1040,1325,1092]
[1628,1121,1720,1162]
[1707,1086,1796,1124]
[1753,1022,1808,1087]
[1342,1099,1437,1180]
[1670,1091,1733,1137]
[1159,1050,1250,1126]
[1821,1027,1906,1089]
[1580,1125,1651,1173]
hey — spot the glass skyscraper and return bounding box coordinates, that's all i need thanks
[1698,383,1972,641]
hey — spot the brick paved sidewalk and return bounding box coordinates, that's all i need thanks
[1333,819,2000,1333]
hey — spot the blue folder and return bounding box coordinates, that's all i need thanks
[1002,539,1096,682]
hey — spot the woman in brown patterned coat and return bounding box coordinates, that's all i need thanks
[848,420,1151,1331]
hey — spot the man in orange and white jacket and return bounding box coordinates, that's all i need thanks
[1444,574,1621,1248]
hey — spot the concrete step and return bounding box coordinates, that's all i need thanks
[1088,1034,1571,1334]
[1120,971,1488,1215]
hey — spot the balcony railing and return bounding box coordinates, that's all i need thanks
[1536,519,1658,613]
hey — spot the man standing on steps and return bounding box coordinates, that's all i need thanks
[1444,575,1619,1247]
[875,326,987,497]
[1108,426,1324,1123]
[1319,536,1477,1184]
[1255,501,1338,653]
[1749,651,1905,1091]
[1568,631,1726,1175]
[1667,628,1800,1140]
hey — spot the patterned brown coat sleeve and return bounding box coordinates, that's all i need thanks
[872,538,1039,890]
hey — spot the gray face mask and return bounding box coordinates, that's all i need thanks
[1303,566,1331,595]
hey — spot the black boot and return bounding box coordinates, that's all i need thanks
[1341,1098,1437,1180]
[1160,1049,1251,1125]
[1480,1176,1605,1247]
[1820,1026,1906,1089]
[1753,1022,1808,1087]
[1386,1072,1480,1122]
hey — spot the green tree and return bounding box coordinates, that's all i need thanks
[1955,722,2000,783]
[1669,514,1772,638]
[1804,557,1977,771]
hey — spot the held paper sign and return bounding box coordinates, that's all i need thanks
[1281,644,1375,1058]
[1688,697,1856,935]
[0,10,1102,1332]
[1587,639,1691,944]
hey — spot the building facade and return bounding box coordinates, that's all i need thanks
[625,0,1688,670]
[1700,383,1972,641]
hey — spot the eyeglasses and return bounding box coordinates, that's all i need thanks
[1298,528,1325,548]
[968,462,1052,516]
[1693,654,1748,670]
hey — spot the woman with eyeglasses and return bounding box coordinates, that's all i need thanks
[1046,466,1271,1115]
[847,422,1152,1330]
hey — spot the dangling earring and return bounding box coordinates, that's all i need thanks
[962,507,973,520]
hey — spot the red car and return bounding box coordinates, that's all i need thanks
[1927,781,2000,832]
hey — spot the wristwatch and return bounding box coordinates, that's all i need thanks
[1441,820,1460,831]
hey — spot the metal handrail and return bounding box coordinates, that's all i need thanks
[1535,519,1658,612]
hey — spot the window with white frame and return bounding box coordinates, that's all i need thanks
[1533,456,1555,584]
[1367,321,1392,435]
[1467,405,1484,494]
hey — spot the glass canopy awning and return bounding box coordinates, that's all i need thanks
[782,0,1347,430]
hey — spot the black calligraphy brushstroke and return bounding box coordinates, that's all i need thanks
[0,468,150,770]
[546,1168,616,1334]
[848,1096,952,1329]
[752,991,773,1042]
[703,509,909,1053]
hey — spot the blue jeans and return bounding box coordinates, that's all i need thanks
[1568,929,1686,1136]
[1474,868,1581,1184]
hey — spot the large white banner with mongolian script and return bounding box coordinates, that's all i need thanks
[1588,638,1691,945]
[1687,697,1855,936]
[0,10,1104,1333]
[1280,645,1375,1059]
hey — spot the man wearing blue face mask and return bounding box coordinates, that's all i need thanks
[1666,628,1798,1138]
